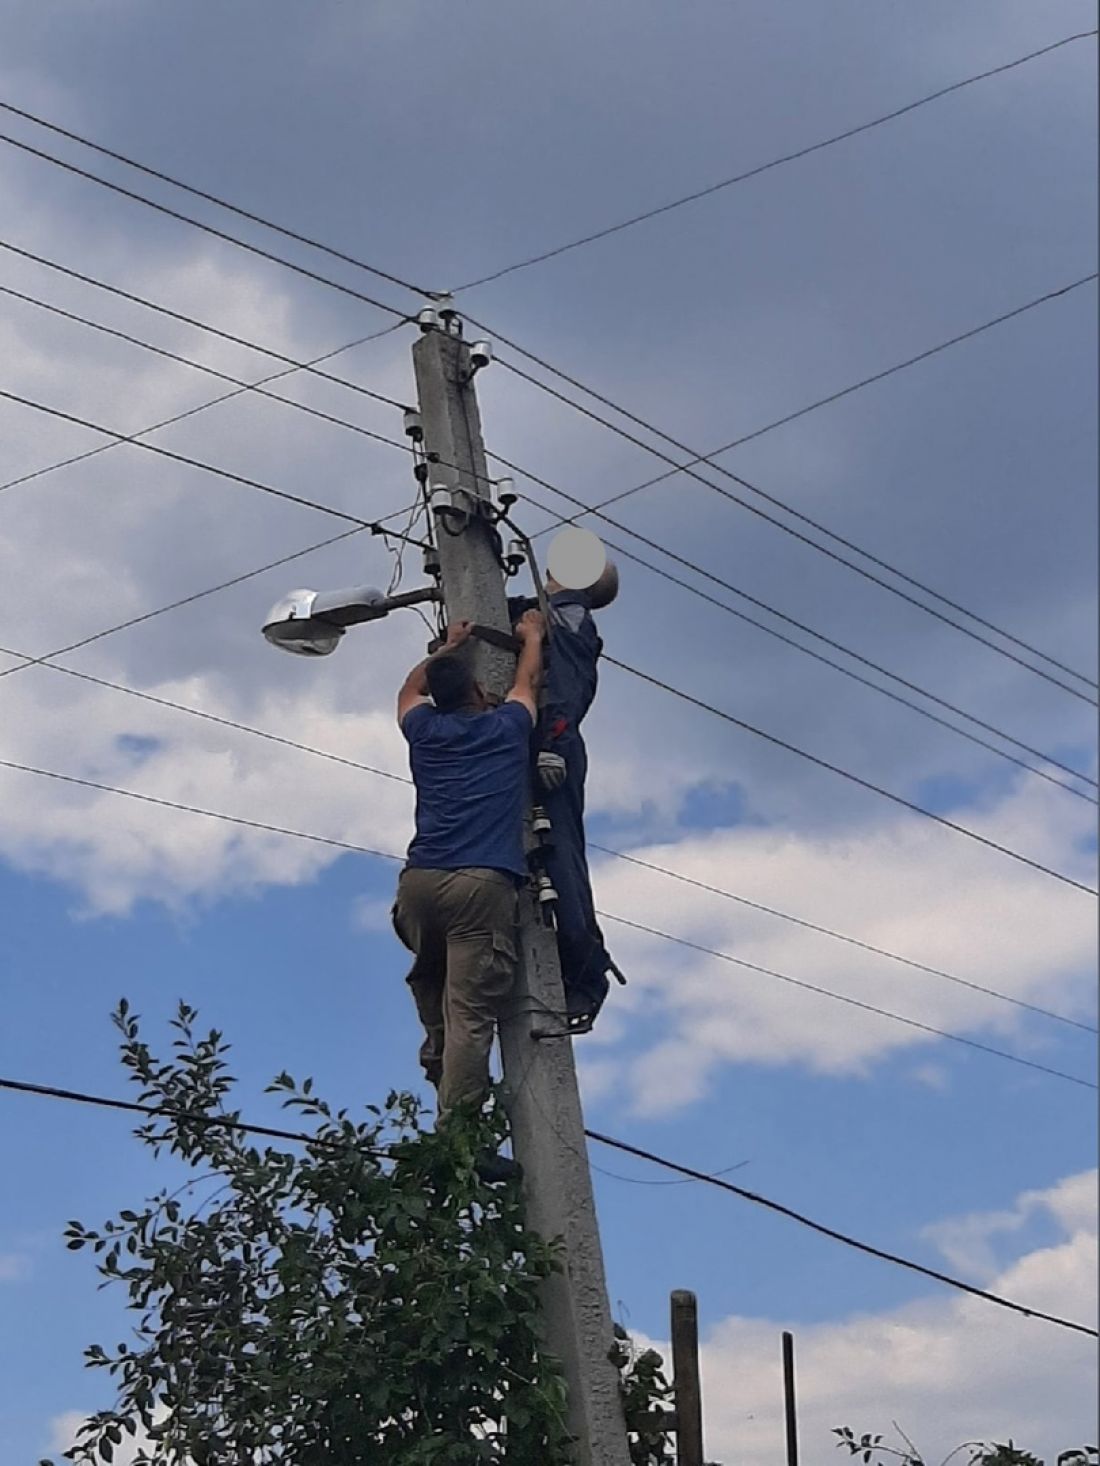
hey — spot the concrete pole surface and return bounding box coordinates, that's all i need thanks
[412,325,632,1466]
[670,1290,704,1466]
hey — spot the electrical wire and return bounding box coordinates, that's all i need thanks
[0,101,433,300]
[489,452,1098,791]
[2,638,1090,1036]
[449,31,1098,290]
[0,1075,391,1157]
[0,240,410,410]
[579,1129,1099,1340]
[488,344,1098,702]
[543,277,1100,678]
[0,129,413,322]
[587,846,1097,1035]
[0,757,1094,1090]
[0,528,367,682]
[601,656,1098,896]
[4,85,1093,689]
[0,321,405,501]
[0,385,403,527]
[3,304,1090,797]
[6,255,1091,793]
[0,283,421,454]
[595,910,1096,1089]
[2,1068,1095,1337]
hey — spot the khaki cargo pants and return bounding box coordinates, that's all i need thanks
[392,867,519,1112]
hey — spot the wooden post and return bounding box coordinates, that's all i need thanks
[782,1330,799,1466]
[670,1289,704,1466]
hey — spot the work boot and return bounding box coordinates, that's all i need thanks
[474,1152,524,1185]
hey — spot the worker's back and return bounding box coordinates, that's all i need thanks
[402,701,532,879]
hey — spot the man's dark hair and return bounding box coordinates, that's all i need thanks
[426,652,477,712]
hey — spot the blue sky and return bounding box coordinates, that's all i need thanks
[0,2,1096,1461]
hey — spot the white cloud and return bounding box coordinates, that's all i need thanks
[587,776,1096,1112]
[641,1170,1098,1466]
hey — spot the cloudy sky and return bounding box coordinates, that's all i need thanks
[0,2,1096,1461]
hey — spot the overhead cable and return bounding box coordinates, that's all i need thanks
[2,353,1089,800]
[0,130,413,322]
[489,451,1098,790]
[489,345,1097,702]
[0,101,432,299]
[588,846,1096,1034]
[602,656,1098,896]
[0,318,404,500]
[580,1130,1098,1340]
[449,31,1097,290]
[2,1070,1095,1337]
[0,528,367,683]
[1,283,418,452]
[597,910,1096,1089]
[3,643,1089,1034]
[547,276,1100,683]
[0,757,1094,1086]
[0,239,408,410]
[0,386,404,527]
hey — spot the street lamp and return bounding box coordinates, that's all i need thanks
[262,583,441,657]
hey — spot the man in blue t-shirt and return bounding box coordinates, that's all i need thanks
[392,611,544,1115]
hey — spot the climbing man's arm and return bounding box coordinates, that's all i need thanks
[506,609,545,723]
[396,620,474,723]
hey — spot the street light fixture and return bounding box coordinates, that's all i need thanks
[262,583,441,657]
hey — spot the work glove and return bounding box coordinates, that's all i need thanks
[537,751,567,792]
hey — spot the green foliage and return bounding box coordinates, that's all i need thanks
[50,999,574,1465]
[610,1324,675,1465]
[834,1424,1098,1466]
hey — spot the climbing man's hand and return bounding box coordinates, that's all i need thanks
[515,609,546,642]
[444,619,475,648]
[537,751,567,792]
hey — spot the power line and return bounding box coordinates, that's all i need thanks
[0,101,432,300]
[580,1130,1098,1340]
[0,1075,390,1157]
[0,239,409,410]
[5,358,1090,803]
[0,386,405,527]
[0,527,367,682]
[489,345,1097,703]
[0,650,415,786]
[0,129,414,323]
[596,910,1095,1090]
[451,31,1098,290]
[1,282,419,452]
[602,656,1098,896]
[588,846,1097,1035]
[3,1068,1094,1337]
[1,757,1094,1090]
[547,277,1100,688]
[6,257,1092,793]
[3,89,1092,692]
[4,642,1089,1033]
[0,318,405,500]
[490,451,1098,791]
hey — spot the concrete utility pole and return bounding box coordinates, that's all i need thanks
[412,318,632,1466]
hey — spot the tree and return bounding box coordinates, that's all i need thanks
[51,1000,574,1465]
[48,1001,682,1466]
[834,1424,1098,1466]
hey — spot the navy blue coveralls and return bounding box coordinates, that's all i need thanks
[510,589,616,1023]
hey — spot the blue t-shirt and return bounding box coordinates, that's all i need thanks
[402,700,533,879]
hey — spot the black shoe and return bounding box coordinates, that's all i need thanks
[474,1152,524,1185]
